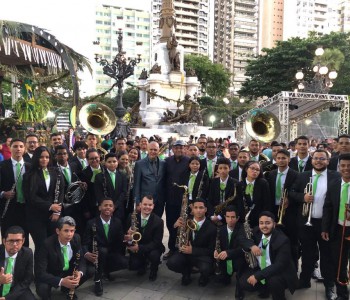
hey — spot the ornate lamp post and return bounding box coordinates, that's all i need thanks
[295,46,338,94]
[94,29,142,137]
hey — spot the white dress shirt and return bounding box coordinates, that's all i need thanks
[311,169,327,219]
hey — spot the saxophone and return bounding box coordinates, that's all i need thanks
[130,204,142,244]
[68,252,80,300]
[92,224,102,290]
[242,209,258,269]
[174,183,196,249]
[214,186,237,216]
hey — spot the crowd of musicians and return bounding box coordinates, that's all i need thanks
[0,132,350,300]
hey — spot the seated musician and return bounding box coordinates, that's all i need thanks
[35,217,88,300]
[0,226,36,300]
[167,198,216,287]
[214,206,246,299]
[239,211,297,300]
[124,195,165,281]
[83,198,128,296]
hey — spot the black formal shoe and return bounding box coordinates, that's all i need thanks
[137,268,147,276]
[149,270,157,281]
[198,275,209,287]
[163,250,174,260]
[181,274,192,286]
[257,290,270,299]
[335,297,349,300]
[94,280,103,297]
[325,286,336,300]
[235,287,244,300]
[296,279,311,289]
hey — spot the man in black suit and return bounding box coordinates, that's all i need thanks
[239,211,298,300]
[328,134,350,172]
[69,141,88,173]
[49,133,72,165]
[83,198,128,296]
[229,150,250,181]
[248,139,268,163]
[94,153,127,222]
[35,216,88,300]
[267,149,299,267]
[167,198,217,287]
[0,226,35,300]
[322,153,350,300]
[0,138,30,247]
[289,135,313,172]
[289,149,339,300]
[228,143,240,170]
[262,143,282,176]
[23,134,38,163]
[125,195,165,281]
[199,139,217,177]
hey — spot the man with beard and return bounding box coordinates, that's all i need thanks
[187,144,199,158]
[229,150,250,181]
[248,140,268,163]
[290,150,339,300]
[196,136,207,159]
[200,140,218,178]
[23,134,39,163]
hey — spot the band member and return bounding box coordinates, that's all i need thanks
[229,150,250,181]
[23,146,64,258]
[187,144,200,158]
[267,149,299,266]
[289,136,313,172]
[262,143,282,176]
[24,133,39,163]
[208,157,243,222]
[167,198,216,287]
[228,143,240,170]
[290,150,339,300]
[322,153,350,300]
[214,206,246,299]
[125,195,165,281]
[239,211,298,300]
[0,138,30,247]
[49,133,67,164]
[248,140,268,162]
[83,199,128,296]
[200,140,217,177]
[70,141,88,173]
[94,153,127,222]
[128,147,141,164]
[139,137,149,159]
[111,137,127,156]
[196,136,207,159]
[328,134,350,172]
[164,140,190,259]
[0,226,36,300]
[85,133,98,149]
[35,217,87,300]
[239,161,271,227]
[134,141,166,216]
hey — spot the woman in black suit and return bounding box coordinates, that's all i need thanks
[23,146,64,258]
[239,161,271,227]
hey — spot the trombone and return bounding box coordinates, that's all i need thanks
[302,177,313,226]
[337,203,350,286]
[277,188,288,226]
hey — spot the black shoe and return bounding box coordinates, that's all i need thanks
[257,288,270,299]
[181,274,192,286]
[214,274,231,286]
[149,270,157,281]
[235,286,244,300]
[137,268,147,276]
[94,280,103,297]
[325,286,336,300]
[198,275,209,287]
[191,266,200,274]
[296,279,311,289]
[335,297,349,300]
[163,250,174,260]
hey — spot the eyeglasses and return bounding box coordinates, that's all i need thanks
[248,167,260,172]
[312,157,328,161]
[5,239,23,245]
[89,157,99,161]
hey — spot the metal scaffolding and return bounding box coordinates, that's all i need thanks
[236,91,349,142]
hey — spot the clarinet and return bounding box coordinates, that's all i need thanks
[68,252,80,300]
[125,171,133,210]
[101,167,108,198]
[92,224,102,289]
[214,223,222,275]
[196,167,207,200]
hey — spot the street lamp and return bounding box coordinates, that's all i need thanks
[94,29,142,137]
[239,98,245,103]
[209,115,216,128]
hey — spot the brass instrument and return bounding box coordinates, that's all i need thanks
[63,173,86,208]
[174,183,196,249]
[214,186,237,216]
[245,108,281,143]
[277,188,288,226]
[337,204,350,286]
[130,203,142,244]
[242,208,259,269]
[302,177,313,226]
[68,252,80,300]
[92,224,102,291]
[2,163,24,219]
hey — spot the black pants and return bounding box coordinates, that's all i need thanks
[165,204,181,251]
[239,267,288,300]
[129,249,162,271]
[217,255,245,277]
[167,251,214,278]
[298,218,334,287]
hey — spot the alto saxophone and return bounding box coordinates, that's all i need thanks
[130,204,142,244]
[92,224,102,290]
[68,252,80,300]
[242,209,258,269]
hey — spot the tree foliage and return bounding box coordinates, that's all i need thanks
[239,32,350,99]
[184,54,231,99]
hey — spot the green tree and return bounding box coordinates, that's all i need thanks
[184,55,231,99]
[239,32,350,99]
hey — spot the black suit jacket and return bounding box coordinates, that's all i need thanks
[83,216,124,254]
[179,170,208,202]
[94,168,127,221]
[328,156,338,171]
[35,234,86,288]
[229,167,240,181]
[289,156,313,172]
[69,156,85,173]
[219,223,246,261]
[79,166,97,215]
[261,161,277,176]
[241,228,298,294]
[199,157,219,178]
[0,246,34,300]
[23,153,32,163]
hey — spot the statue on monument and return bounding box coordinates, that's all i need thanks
[167,34,181,72]
[150,63,161,74]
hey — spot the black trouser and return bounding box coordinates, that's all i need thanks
[298,218,334,287]
[8,289,36,300]
[165,204,181,251]
[129,249,162,272]
[166,251,214,278]
[217,255,245,278]
[331,224,350,299]
[239,267,288,300]
[1,202,29,247]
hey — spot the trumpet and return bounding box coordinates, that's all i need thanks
[337,203,350,286]
[302,177,313,226]
[277,188,288,226]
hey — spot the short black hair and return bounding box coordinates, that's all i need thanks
[271,143,282,149]
[86,148,99,160]
[57,216,76,230]
[141,195,154,202]
[105,153,118,161]
[193,197,207,207]
[217,157,231,167]
[295,136,309,143]
[3,226,25,239]
[10,138,25,146]
[98,198,114,206]
[50,132,61,139]
[189,156,201,164]
[338,134,350,140]
[86,133,97,138]
[339,153,350,162]
[225,205,239,216]
[259,211,275,222]
[313,149,329,158]
[73,141,88,152]
[228,143,239,149]
[276,149,290,158]
[55,145,67,153]
[25,133,38,142]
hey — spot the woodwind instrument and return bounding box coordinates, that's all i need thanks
[125,165,134,211]
[130,203,142,244]
[92,224,102,290]
[195,167,207,200]
[101,166,108,198]
[214,222,223,275]
[68,252,80,300]
[51,168,62,221]
[2,163,24,219]
[277,187,288,226]
[337,204,350,286]
[214,186,237,216]
[242,208,259,269]
[302,177,313,226]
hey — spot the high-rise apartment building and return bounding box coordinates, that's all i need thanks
[94,3,152,94]
[213,0,259,94]
[151,0,211,55]
[339,0,350,32]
